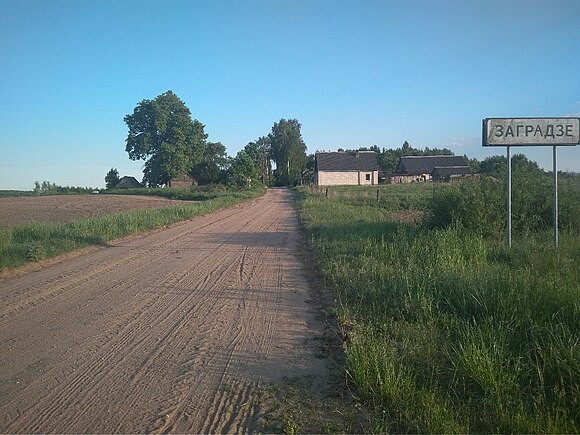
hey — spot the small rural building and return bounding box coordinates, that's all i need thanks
[167,174,197,188]
[314,151,379,186]
[114,176,142,189]
[431,166,474,182]
[388,155,471,183]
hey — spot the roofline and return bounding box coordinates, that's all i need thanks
[432,165,472,168]
[400,155,459,158]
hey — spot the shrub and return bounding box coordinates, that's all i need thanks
[426,175,580,237]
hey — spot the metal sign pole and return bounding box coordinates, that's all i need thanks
[553,146,558,248]
[506,145,512,248]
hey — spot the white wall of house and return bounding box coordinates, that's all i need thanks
[316,170,378,186]
[386,173,431,184]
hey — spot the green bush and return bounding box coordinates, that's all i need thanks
[426,176,579,237]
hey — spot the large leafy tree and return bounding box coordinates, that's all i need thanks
[190,141,229,185]
[268,118,307,186]
[124,90,207,187]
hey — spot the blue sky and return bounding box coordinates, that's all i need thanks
[1,0,579,190]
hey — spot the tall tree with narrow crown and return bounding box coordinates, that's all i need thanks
[124,91,207,187]
[269,118,307,186]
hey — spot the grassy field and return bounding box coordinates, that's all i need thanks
[295,182,579,433]
[0,186,265,270]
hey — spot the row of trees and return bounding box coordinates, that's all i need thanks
[115,90,308,188]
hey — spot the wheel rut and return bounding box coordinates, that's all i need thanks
[0,188,328,433]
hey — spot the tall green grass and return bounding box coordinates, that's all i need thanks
[0,187,265,270]
[295,185,579,433]
[304,183,438,211]
[104,184,236,201]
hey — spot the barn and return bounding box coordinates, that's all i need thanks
[431,166,475,182]
[167,174,197,188]
[314,151,379,186]
[388,155,472,183]
[114,176,142,189]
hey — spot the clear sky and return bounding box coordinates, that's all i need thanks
[1,0,579,190]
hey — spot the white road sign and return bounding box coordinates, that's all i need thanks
[483,118,580,146]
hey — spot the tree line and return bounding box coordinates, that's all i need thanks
[106,90,576,189]
[106,90,308,189]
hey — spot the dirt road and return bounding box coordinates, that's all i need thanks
[0,188,328,433]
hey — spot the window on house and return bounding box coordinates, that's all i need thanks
[365,174,371,181]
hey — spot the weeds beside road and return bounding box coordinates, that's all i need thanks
[295,182,579,433]
[0,186,265,270]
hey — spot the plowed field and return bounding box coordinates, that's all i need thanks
[0,194,191,229]
[0,188,327,433]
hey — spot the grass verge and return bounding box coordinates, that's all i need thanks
[295,185,579,433]
[0,187,265,270]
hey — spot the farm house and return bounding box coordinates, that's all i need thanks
[314,151,380,186]
[167,174,197,188]
[387,155,472,183]
[115,176,142,189]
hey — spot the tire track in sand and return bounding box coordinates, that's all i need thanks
[0,188,327,433]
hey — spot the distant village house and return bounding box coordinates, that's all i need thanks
[388,155,473,183]
[167,174,197,188]
[314,151,380,186]
[114,176,142,189]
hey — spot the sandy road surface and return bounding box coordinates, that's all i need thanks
[0,188,327,433]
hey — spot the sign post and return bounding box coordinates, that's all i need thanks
[506,145,512,247]
[553,146,558,248]
[482,117,580,248]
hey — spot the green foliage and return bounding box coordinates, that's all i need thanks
[32,181,96,195]
[478,153,546,179]
[305,183,434,212]
[427,179,504,237]
[190,141,229,185]
[26,241,46,262]
[104,184,261,201]
[269,118,308,186]
[228,150,261,187]
[353,142,454,174]
[426,168,580,236]
[295,186,580,433]
[105,167,120,189]
[0,190,37,197]
[125,90,208,187]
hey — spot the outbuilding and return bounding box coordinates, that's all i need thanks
[114,176,142,189]
[388,155,471,183]
[314,151,379,186]
[431,166,474,182]
[167,174,197,188]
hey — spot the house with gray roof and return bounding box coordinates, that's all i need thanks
[115,176,142,189]
[431,166,474,182]
[389,155,472,183]
[314,151,380,186]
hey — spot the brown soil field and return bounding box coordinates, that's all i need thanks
[0,194,191,229]
[0,188,331,433]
